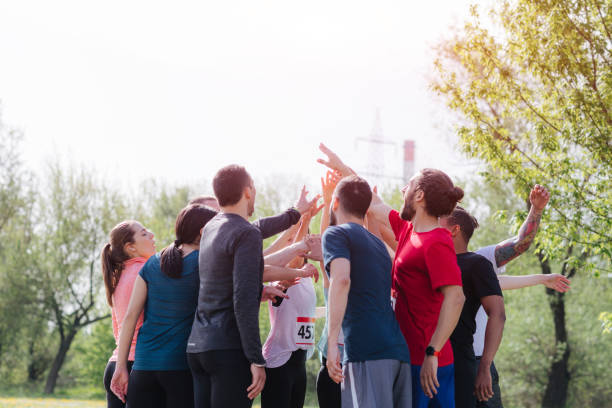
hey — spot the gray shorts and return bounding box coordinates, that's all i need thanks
[341,359,412,408]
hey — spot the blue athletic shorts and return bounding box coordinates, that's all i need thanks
[411,363,455,408]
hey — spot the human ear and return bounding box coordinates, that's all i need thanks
[332,196,340,211]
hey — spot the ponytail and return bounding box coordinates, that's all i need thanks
[160,204,217,278]
[160,241,184,279]
[101,221,137,306]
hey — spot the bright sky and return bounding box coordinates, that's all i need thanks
[0,0,477,195]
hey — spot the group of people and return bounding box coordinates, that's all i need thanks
[100,143,570,408]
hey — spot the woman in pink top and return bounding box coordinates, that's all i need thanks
[101,220,155,408]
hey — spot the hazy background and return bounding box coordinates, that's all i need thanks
[0,0,475,193]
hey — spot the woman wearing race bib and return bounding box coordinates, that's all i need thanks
[101,220,156,408]
[261,209,319,408]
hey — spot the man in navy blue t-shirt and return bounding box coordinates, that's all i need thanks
[323,175,412,408]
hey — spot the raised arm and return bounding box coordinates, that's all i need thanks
[264,240,309,266]
[263,222,300,256]
[256,185,319,245]
[498,274,571,292]
[254,208,301,240]
[368,186,394,228]
[110,276,148,402]
[263,263,318,282]
[320,170,341,235]
[494,185,549,268]
[317,143,356,177]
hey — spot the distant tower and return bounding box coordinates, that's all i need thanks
[403,140,415,185]
[355,109,398,187]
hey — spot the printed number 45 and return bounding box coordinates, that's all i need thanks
[298,325,312,340]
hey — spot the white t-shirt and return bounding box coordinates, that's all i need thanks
[473,245,506,357]
[262,278,317,368]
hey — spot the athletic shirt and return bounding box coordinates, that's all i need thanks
[323,223,410,364]
[110,257,146,362]
[263,277,317,368]
[450,252,503,357]
[473,245,505,357]
[134,251,200,371]
[389,210,462,367]
[316,288,345,362]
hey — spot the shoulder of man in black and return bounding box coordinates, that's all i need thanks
[464,252,503,298]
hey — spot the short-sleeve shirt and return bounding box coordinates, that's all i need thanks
[134,251,200,371]
[473,245,506,356]
[389,210,462,367]
[322,223,410,364]
[450,252,503,358]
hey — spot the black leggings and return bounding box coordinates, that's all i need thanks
[127,369,194,408]
[103,361,133,408]
[316,357,341,408]
[261,349,307,408]
[188,350,254,408]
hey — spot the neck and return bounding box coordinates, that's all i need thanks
[453,240,468,254]
[411,209,440,233]
[335,212,365,226]
[180,243,199,257]
[221,201,249,220]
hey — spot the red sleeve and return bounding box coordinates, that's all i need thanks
[388,210,409,241]
[424,237,462,291]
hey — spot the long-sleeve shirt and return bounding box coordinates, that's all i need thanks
[253,208,300,239]
[187,213,267,364]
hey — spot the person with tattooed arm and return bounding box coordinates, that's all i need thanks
[467,185,570,408]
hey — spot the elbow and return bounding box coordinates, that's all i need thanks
[495,311,507,324]
[333,276,351,289]
[453,289,466,308]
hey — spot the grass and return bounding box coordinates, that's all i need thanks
[0,398,104,407]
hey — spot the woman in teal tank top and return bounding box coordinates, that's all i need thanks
[110,204,217,408]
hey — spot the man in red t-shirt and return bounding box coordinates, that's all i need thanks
[318,145,466,408]
[380,170,466,408]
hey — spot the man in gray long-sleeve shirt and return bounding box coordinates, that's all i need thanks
[187,164,316,408]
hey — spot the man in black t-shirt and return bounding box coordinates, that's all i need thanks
[440,207,505,408]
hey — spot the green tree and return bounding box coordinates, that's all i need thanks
[26,161,128,394]
[433,1,612,406]
[0,110,39,382]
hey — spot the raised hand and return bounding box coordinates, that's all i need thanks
[530,184,550,212]
[317,143,353,177]
[304,234,323,262]
[294,185,321,215]
[370,185,383,208]
[544,274,571,293]
[321,170,342,205]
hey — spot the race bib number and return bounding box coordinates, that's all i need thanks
[295,317,315,348]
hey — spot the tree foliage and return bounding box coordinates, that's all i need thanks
[432,0,612,274]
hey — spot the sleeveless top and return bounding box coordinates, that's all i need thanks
[262,278,317,368]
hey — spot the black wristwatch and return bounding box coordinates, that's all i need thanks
[425,346,440,358]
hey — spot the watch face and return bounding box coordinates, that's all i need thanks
[425,346,434,356]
